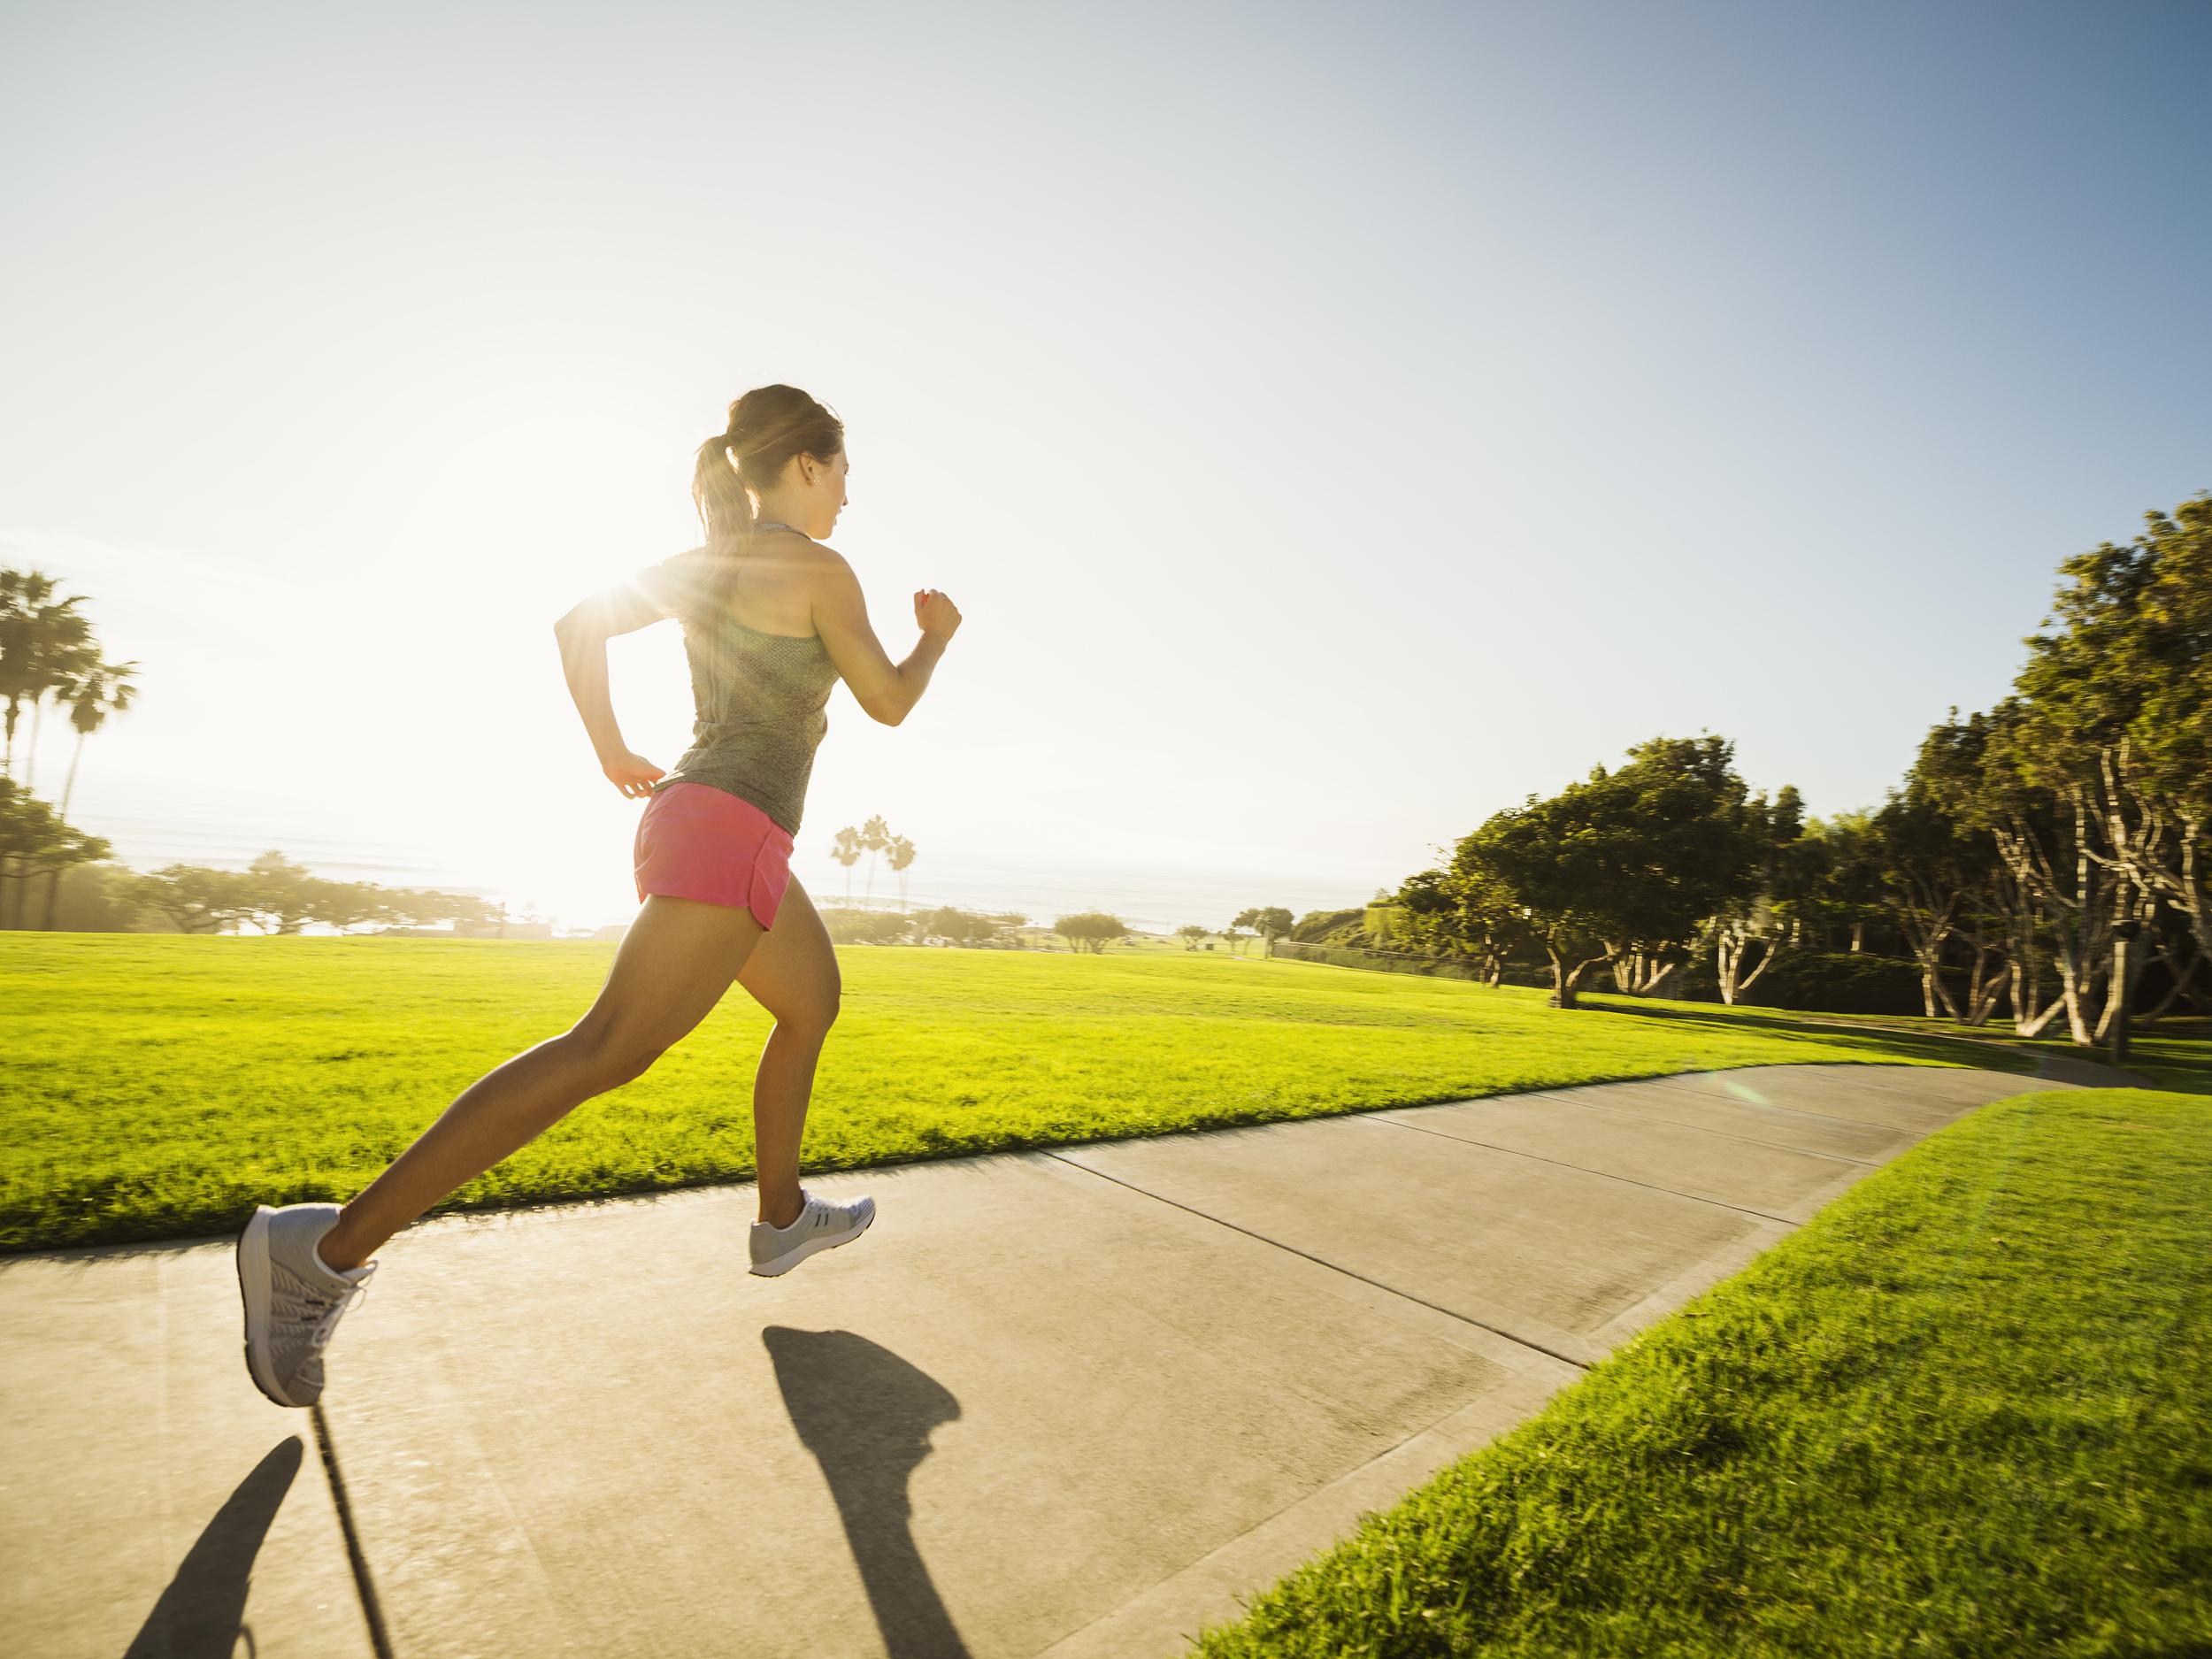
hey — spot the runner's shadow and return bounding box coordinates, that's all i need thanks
[764,1326,970,1659]
[123,1436,300,1658]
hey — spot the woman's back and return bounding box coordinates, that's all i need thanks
[641,527,841,837]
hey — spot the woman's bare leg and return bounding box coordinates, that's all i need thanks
[733,873,842,1230]
[318,895,767,1270]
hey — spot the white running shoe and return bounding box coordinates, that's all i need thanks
[749,1187,876,1277]
[235,1202,375,1409]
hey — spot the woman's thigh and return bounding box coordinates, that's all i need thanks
[735,872,841,1032]
[571,894,767,1068]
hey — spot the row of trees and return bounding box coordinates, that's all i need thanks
[20,849,507,935]
[821,906,1141,951]
[1379,490,2209,1045]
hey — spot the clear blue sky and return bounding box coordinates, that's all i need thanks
[4,0,2207,930]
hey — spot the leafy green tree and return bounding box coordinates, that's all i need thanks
[1800,810,1889,954]
[2012,490,2211,991]
[37,654,138,929]
[1458,735,1768,1008]
[1233,906,1294,946]
[127,864,252,934]
[1397,860,1529,988]
[0,777,111,928]
[1054,911,1127,954]
[1708,784,1817,1005]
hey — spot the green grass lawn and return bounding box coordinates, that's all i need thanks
[0,934,2052,1252]
[1187,1085,2212,1657]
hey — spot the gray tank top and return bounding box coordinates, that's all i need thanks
[648,522,842,838]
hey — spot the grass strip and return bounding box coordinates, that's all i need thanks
[1,935,2031,1251]
[1186,1087,2212,1658]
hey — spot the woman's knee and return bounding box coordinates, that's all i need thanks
[564,1025,665,1089]
[779,986,841,1038]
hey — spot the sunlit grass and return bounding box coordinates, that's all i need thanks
[5,936,2035,1251]
[1187,1086,2212,1656]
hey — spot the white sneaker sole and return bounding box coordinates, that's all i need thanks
[235,1205,301,1409]
[749,1200,876,1277]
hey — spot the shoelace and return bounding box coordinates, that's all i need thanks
[768,1195,846,1234]
[295,1271,373,1350]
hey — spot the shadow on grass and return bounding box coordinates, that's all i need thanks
[1577,995,2049,1074]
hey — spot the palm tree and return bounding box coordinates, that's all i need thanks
[1,570,97,926]
[887,834,917,913]
[0,570,93,787]
[859,814,891,910]
[40,656,140,929]
[830,826,863,908]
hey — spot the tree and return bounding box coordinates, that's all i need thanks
[887,834,918,912]
[859,814,891,908]
[829,827,862,908]
[38,654,139,929]
[0,569,94,785]
[1800,810,1888,953]
[1460,735,1768,1008]
[127,864,254,934]
[230,850,326,935]
[2012,490,2211,984]
[1708,784,1816,1005]
[1397,860,1527,987]
[0,777,111,927]
[1175,925,1210,950]
[1,571,99,925]
[1877,716,2001,1023]
[1054,912,1127,954]
[1233,906,1294,952]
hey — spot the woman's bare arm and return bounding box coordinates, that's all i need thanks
[553,568,676,796]
[810,547,958,726]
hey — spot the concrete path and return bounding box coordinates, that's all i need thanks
[2,1061,2118,1658]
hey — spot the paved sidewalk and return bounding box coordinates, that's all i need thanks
[2,1061,2116,1658]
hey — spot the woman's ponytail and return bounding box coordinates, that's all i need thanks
[692,430,757,546]
[683,385,845,622]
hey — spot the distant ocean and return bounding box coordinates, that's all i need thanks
[70,800,1381,938]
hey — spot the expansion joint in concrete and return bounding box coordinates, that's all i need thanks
[1518,1092,1882,1167]
[1354,1113,1803,1225]
[1036,1149,1592,1374]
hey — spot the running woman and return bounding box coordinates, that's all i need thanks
[236,383,963,1409]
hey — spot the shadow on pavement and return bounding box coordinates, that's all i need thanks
[766,1326,970,1659]
[123,1435,302,1659]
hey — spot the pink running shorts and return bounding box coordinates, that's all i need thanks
[633,781,796,927]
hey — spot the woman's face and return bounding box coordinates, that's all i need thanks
[804,449,849,534]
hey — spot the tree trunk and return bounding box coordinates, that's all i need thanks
[1548,949,1604,1009]
[2008,950,2041,1036]
[1849,920,1864,953]
[2139,949,2200,1025]
[38,733,91,932]
[1716,933,1742,1005]
[2016,993,2068,1038]
[1736,934,1784,997]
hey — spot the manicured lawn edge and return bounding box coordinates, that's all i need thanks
[7,939,2051,1254]
[1185,1087,2212,1657]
